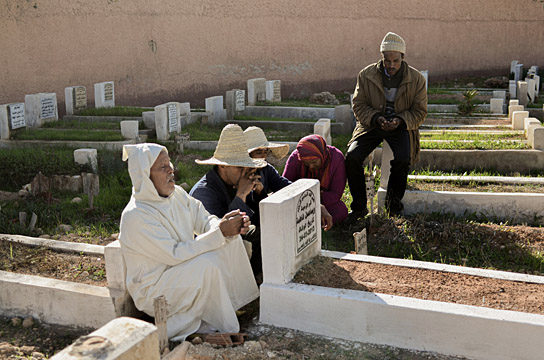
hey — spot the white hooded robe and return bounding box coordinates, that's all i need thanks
[119,143,259,341]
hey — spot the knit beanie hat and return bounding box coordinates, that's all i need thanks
[380,32,406,54]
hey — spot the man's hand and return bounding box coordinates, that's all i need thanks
[236,169,261,201]
[379,116,401,132]
[320,204,333,231]
[219,210,250,237]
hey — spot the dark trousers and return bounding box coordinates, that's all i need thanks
[345,127,410,212]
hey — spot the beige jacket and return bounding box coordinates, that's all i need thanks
[350,60,427,163]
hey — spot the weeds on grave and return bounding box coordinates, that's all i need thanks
[457,89,478,116]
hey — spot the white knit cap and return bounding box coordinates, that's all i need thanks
[195,124,267,168]
[380,32,406,54]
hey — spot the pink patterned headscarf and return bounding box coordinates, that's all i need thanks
[296,134,331,190]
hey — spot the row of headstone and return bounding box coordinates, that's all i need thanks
[247,78,281,105]
[509,61,541,105]
[66,81,115,115]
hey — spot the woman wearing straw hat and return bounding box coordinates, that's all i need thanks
[190,124,268,273]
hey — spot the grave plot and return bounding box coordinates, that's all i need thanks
[259,179,544,360]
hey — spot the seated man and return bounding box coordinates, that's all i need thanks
[119,143,258,342]
[190,124,267,272]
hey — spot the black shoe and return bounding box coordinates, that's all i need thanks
[345,208,369,224]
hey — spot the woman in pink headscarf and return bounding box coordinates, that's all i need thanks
[282,134,348,224]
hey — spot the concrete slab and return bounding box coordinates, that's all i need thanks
[243,105,335,120]
[52,317,159,360]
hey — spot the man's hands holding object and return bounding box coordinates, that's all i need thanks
[377,116,401,132]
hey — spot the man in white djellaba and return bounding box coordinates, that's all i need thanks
[119,143,260,341]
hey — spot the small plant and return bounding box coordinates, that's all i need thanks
[457,89,478,116]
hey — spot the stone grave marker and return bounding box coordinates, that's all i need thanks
[205,96,226,125]
[235,89,245,112]
[492,90,506,101]
[247,78,266,105]
[266,80,281,102]
[179,102,191,128]
[534,75,540,97]
[529,65,538,75]
[260,179,321,285]
[512,110,529,130]
[154,102,180,141]
[420,70,429,91]
[74,148,98,173]
[508,104,524,123]
[121,120,139,139]
[525,78,536,103]
[510,60,518,75]
[94,81,115,108]
[314,118,331,145]
[65,86,87,115]
[490,98,504,114]
[25,93,58,128]
[509,99,519,106]
[227,89,246,120]
[514,64,523,82]
[509,80,517,98]
[334,104,354,134]
[517,81,528,106]
[83,173,99,209]
[0,103,25,140]
[142,111,155,129]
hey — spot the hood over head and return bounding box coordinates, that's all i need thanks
[123,143,169,202]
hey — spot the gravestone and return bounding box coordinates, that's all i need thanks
[512,110,529,130]
[525,117,541,134]
[492,90,506,101]
[490,98,503,114]
[154,102,180,141]
[313,118,331,145]
[509,80,517,99]
[525,78,536,103]
[247,78,266,105]
[334,104,354,134]
[517,81,528,106]
[0,102,25,140]
[65,86,87,115]
[120,120,139,139]
[226,89,240,120]
[420,70,429,91]
[509,99,519,106]
[508,104,524,123]
[260,179,321,285]
[179,102,191,128]
[510,60,518,75]
[205,96,226,125]
[94,81,115,108]
[74,148,98,173]
[25,93,58,128]
[514,64,523,82]
[529,65,538,75]
[142,111,155,129]
[531,126,544,150]
[265,80,281,102]
[534,75,541,97]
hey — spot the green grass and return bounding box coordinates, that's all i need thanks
[11,128,124,141]
[427,98,486,105]
[42,119,124,130]
[420,132,523,141]
[420,140,528,150]
[411,168,544,178]
[234,115,332,123]
[77,106,151,117]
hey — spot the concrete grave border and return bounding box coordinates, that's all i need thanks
[258,181,544,360]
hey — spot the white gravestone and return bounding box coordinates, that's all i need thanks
[205,96,226,125]
[179,102,191,128]
[235,90,245,112]
[420,70,429,91]
[528,65,538,75]
[508,104,524,122]
[509,99,519,106]
[142,111,155,129]
[490,98,504,114]
[509,80,517,99]
[121,120,139,139]
[492,90,506,101]
[510,60,518,75]
[0,103,25,140]
[314,118,332,145]
[154,102,180,141]
[260,179,321,285]
[532,127,544,150]
[514,64,523,82]
[265,80,281,102]
[25,93,58,128]
[65,86,87,115]
[512,110,529,131]
[74,148,98,173]
[94,81,115,108]
[525,78,536,103]
[517,81,528,106]
[247,78,266,105]
[534,75,540,97]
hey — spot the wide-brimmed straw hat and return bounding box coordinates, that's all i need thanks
[195,124,267,168]
[243,126,289,160]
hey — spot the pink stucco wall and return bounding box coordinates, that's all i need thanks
[1,0,543,109]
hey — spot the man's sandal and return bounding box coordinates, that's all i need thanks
[204,332,247,346]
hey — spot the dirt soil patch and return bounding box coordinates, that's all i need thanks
[294,256,544,314]
[408,181,544,193]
